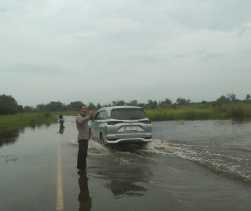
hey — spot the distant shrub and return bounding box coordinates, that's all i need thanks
[230,107,245,120]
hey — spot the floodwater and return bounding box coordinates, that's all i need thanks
[1,117,251,211]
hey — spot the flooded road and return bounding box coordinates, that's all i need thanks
[1,117,251,211]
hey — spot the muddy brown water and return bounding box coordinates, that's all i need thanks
[0,117,251,211]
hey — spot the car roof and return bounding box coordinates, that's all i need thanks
[97,106,143,112]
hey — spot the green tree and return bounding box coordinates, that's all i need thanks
[176,98,190,105]
[216,95,230,104]
[23,106,34,112]
[112,100,126,106]
[146,100,158,109]
[36,104,46,111]
[246,94,251,101]
[128,100,138,106]
[48,101,65,111]
[227,93,237,102]
[0,95,19,114]
[17,105,24,112]
[67,101,85,111]
[159,98,172,107]
[96,103,102,109]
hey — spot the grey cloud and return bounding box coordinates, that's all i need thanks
[0,0,251,105]
[0,63,66,75]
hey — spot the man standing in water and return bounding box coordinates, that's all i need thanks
[76,106,92,171]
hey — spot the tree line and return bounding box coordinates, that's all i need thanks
[1,93,251,115]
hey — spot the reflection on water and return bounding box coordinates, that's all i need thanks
[78,170,92,211]
[105,158,149,198]
[90,151,152,198]
[108,178,147,197]
[0,121,56,149]
[0,128,21,148]
[59,124,65,134]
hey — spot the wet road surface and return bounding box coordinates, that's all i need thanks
[1,117,251,211]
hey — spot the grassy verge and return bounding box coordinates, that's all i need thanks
[2,103,249,128]
[0,112,57,129]
[145,103,251,121]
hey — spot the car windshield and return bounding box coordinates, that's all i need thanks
[111,108,145,120]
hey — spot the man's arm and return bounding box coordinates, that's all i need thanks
[76,115,90,125]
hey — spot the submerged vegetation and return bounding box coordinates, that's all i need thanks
[0,113,57,129]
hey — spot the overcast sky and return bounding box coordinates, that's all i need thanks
[0,0,251,106]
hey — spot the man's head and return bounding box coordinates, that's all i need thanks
[80,106,88,116]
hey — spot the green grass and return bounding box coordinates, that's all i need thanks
[145,102,251,121]
[0,112,57,129]
[2,103,250,129]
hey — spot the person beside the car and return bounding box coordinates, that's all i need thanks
[76,106,92,172]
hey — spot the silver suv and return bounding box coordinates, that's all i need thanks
[91,106,152,144]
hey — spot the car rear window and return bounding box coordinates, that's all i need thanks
[111,108,145,120]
